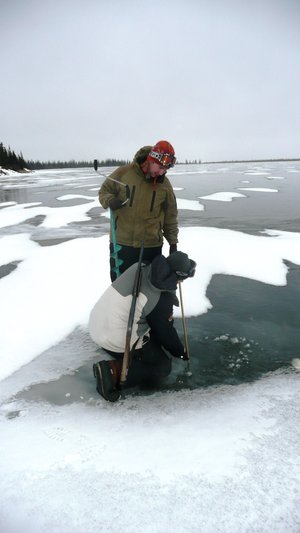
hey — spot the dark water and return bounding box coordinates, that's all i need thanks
[1,163,300,402]
[173,267,300,388]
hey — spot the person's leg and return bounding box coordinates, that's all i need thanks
[126,334,171,388]
[109,244,162,281]
[109,244,139,281]
[94,336,171,398]
[142,246,162,264]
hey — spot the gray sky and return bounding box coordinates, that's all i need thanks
[1,0,300,162]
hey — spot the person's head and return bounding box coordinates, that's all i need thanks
[146,140,176,178]
[166,251,196,281]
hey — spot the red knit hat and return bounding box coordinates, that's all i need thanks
[147,140,176,169]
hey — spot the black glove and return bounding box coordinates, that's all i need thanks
[169,243,177,254]
[109,197,124,211]
[173,351,189,361]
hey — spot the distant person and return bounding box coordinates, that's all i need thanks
[89,251,196,401]
[99,140,179,281]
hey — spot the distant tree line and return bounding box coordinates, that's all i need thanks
[0,141,130,172]
[27,159,92,169]
[24,158,130,169]
[96,158,130,167]
[0,142,26,171]
[3,141,299,172]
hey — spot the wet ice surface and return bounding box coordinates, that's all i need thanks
[0,162,300,531]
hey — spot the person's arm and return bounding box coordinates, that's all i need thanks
[98,167,129,209]
[98,176,119,209]
[146,292,185,357]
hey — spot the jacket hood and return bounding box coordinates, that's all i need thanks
[134,146,152,165]
[149,255,178,291]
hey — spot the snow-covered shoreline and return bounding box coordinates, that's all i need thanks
[0,167,32,176]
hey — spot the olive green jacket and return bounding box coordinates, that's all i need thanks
[98,147,178,248]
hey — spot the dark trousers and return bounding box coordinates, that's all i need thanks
[109,243,162,282]
[104,333,172,389]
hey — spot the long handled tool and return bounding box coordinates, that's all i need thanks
[178,282,192,376]
[110,209,123,278]
[93,159,130,192]
[93,159,130,279]
[120,243,144,386]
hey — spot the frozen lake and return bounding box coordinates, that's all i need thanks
[0,162,299,531]
[1,161,299,387]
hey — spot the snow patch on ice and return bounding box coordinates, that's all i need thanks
[199,192,246,202]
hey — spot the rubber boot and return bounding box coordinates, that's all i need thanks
[93,360,122,402]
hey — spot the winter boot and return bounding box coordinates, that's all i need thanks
[93,360,121,402]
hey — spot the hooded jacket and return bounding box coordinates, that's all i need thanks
[89,255,185,357]
[98,146,178,248]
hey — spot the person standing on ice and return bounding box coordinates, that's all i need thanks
[89,251,196,402]
[98,140,179,281]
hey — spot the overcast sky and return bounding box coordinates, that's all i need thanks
[1,0,300,162]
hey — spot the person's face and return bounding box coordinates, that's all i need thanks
[148,160,167,178]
